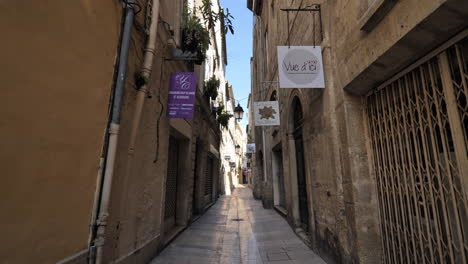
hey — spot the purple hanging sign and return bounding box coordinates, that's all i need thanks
[167,72,197,119]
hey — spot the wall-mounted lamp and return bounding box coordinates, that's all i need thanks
[234,103,244,121]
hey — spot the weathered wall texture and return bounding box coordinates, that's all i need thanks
[249,0,467,263]
[334,0,468,94]
[102,1,224,263]
[249,0,379,261]
[0,0,226,263]
[0,1,121,263]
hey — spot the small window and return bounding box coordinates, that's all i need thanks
[225,83,230,101]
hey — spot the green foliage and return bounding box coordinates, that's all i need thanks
[181,1,234,65]
[204,76,220,100]
[215,101,224,115]
[182,14,210,63]
[199,0,234,35]
[217,112,233,129]
[221,8,234,35]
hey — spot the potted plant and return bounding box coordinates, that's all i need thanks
[217,111,233,129]
[204,76,220,100]
[181,14,210,64]
[216,101,224,115]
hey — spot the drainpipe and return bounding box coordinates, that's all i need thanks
[94,1,136,263]
[127,0,160,164]
[118,0,160,245]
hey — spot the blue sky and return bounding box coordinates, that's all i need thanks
[220,0,253,128]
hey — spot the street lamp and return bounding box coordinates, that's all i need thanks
[234,103,244,121]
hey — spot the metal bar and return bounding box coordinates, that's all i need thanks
[438,51,468,263]
[382,86,406,263]
[377,91,400,263]
[368,95,393,263]
[427,58,460,262]
[411,69,445,263]
[387,82,413,262]
[403,74,436,264]
[419,63,451,264]
[396,79,424,263]
[454,44,468,101]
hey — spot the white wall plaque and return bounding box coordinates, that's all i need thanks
[246,143,256,153]
[254,101,280,126]
[277,46,325,88]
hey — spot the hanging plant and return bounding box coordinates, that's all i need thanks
[217,112,233,129]
[182,14,210,64]
[216,102,224,115]
[204,76,220,100]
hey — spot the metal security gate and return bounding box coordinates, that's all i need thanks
[366,36,468,264]
[293,98,310,231]
[164,137,179,228]
[204,156,214,204]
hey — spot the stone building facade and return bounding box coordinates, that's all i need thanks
[0,1,229,263]
[248,0,468,263]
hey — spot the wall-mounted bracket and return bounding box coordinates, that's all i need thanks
[280,4,323,47]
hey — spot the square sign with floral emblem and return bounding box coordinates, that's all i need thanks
[254,101,280,126]
[277,46,325,88]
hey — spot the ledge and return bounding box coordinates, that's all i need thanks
[359,0,398,32]
[345,0,468,95]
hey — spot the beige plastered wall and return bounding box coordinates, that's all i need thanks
[101,1,191,262]
[0,1,121,263]
[101,1,223,262]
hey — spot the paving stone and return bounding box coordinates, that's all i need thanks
[149,186,326,264]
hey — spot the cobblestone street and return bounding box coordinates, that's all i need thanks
[150,185,326,264]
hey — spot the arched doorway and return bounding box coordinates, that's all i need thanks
[292,97,309,231]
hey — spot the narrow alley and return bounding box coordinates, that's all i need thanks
[1,0,468,263]
[150,186,326,264]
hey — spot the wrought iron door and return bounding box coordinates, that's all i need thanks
[164,137,179,223]
[293,98,310,231]
[366,37,468,264]
[204,156,214,204]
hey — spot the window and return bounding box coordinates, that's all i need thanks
[225,83,230,102]
[176,0,189,46]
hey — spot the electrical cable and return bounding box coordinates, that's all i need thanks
[153,56,165,164]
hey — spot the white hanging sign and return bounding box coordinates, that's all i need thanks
[277,46,325,88]
[246,143,256,153]
[254,101,280,126]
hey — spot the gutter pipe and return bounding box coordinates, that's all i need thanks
[94,1,136,263]
[128,0,160,160]
[118,0,160,246]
